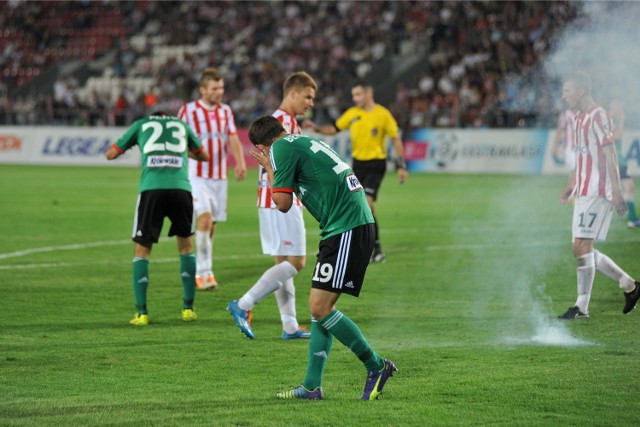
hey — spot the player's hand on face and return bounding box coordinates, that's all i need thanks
[250,145,271,170]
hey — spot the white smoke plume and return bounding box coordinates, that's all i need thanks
[544,1,640,120]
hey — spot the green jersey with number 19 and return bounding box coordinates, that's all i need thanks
[113,115,203,192]
[270,134,374,239]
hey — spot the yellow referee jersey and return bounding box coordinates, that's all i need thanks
[335,104,399,161]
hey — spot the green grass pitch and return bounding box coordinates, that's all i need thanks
[1,164,639,426]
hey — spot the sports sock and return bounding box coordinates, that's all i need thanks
[626,200,638,222]
[320,309,383,372]
[373,215,381,251]
[132,257,149,315]
[195,230,212,275]
[594,250,636,292]
[575,253,595,313]
[180,253,196,309]
[275,278,300,333]
[303,317,333,390]
[238,261,297,311]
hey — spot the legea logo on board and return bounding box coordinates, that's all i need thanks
[42,136,113,156]
[0,135,22,151]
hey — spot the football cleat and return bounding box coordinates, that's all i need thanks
[282,327,311,340]
[181,308,197,322]
[558,306,590,319]
[627,220,640,229]
[361,359,398,400]
[227,300,255,339]
[196,274,218,291]
[276,385,324,400]
[623,282,640,314]
[129,313,149,326]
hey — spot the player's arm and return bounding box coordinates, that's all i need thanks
[105,145,123,160]
[391,135,408,183]
[552,114,565,158]
[189,146,209,162]
[559,169,576,204]
[603,143,627,216]
[271,191,293,213]
[303,118,339,135]
[229,134,247,181]
[106,123,138,160]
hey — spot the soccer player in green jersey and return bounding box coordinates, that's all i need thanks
[248,115,397,400]
[106,112,209,325]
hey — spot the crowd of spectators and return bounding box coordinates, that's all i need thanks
[1,0,580,129]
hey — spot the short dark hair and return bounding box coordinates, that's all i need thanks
[248,116,285,146]
[352,79,372,90]
[283,71,317,96]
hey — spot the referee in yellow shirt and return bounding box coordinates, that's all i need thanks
[305,80,408,262]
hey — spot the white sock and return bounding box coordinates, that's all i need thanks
[195,231,212,276]
[594,250,636,292]
[575,252,595,313]
[275,278,299,334]
[238,261,298,311]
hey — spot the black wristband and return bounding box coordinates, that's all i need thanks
[396,158,407,170]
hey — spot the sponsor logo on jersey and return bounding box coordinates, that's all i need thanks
[344,281,354,289]
[346,174,363,192]
[147,155,183,168]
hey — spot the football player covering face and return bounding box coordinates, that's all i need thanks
[289,86,316,116]
[200,78,225,106]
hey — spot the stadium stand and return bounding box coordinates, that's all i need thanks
[1,0,579,128]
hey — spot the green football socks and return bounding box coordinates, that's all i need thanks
[303,319,334,390]
[132,257,149,315]
[320,310,383,372]
[180,253,196,309]
[626,200,638,222]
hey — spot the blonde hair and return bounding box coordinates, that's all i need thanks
[199,68,223,87]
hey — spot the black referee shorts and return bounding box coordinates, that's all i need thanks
[352,159,386,201]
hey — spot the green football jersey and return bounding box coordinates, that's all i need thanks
[270,134,374,239]
[113,115,202,192]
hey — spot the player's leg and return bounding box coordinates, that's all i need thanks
[272,206,309,337]
[192,179,217,289]
[621,175,640,227]
[354,160,386,262]
[275,255,308,338]
[131,242,151,325]
[168,190,198,321]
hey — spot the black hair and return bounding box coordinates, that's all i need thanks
[248,116,285,146]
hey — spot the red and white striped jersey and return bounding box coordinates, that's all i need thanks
[574,106,615,200]
[257,109,302,208]
[558,109,578,152]
[178,100,237,180]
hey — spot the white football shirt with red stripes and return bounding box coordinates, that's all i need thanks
[257,109,302,208]
[178,100,237,180]
[574,106,615,200]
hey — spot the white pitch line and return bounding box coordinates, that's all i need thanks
[0,254,269,270]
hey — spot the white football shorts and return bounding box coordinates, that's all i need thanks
[191,177,228,222]
[572,196,613,242]
[258,206,306,256]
